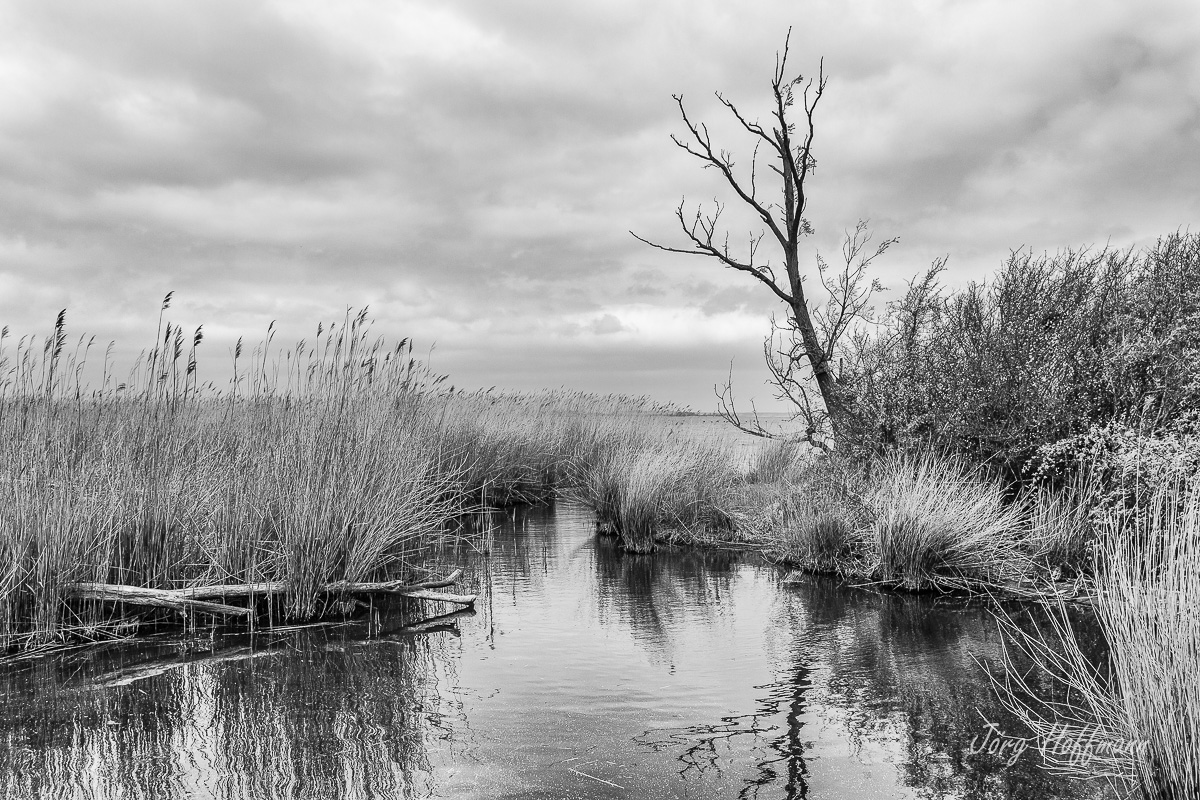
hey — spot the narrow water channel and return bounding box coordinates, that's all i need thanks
[1,502,1113,799]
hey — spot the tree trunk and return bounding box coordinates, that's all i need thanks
[792,298,841,441]
[788,252,842,443]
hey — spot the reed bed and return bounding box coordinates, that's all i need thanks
[745,438,809,484]
[0,304,681,648]
[0,308,471,646]
[433,390,661,506]
[997,480,1200,798]
[733,447,865,572]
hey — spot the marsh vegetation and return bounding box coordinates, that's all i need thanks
[0,302,687,647]
[3,232,1198,797]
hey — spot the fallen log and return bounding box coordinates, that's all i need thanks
[67,583,253,618]
[63,569,475,619]
[169,568,466,600]
[326,569,465,595]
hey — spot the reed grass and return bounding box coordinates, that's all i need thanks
[1023,469,1100,578]
[0,307,474,645]
[745,438,809,484]
[0,304,679,648]
[433,390,660,506]
[754,491,857,572]
[733,453,866,572]
[997,480,1200,798]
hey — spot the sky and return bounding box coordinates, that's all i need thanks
[0,0,1197,410]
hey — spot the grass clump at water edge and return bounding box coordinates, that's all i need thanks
[571,433,740,553]
[864,452,1030,591]
[736,449,1033,592]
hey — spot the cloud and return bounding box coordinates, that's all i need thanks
[0,0,1196,409]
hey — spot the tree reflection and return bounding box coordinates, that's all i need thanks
[617,540,1114,800]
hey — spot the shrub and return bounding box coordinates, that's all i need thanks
[838,231,1200,474]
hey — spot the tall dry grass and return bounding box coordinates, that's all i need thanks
[0,307,470,646]
[733,446,864,572]
[1023,469,1100,578]
[433,390,662,506]
[997,480,1200,798]
[0,304,685,648]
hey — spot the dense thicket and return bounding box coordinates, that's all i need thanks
[836,231,1200,479]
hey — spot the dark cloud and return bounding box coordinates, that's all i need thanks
[0,0,1196,409]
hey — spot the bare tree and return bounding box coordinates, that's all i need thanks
[633,31,893,448]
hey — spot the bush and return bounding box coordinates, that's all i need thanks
[838,232,1200,474]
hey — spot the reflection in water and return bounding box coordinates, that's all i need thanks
[635,663,813,799]
[0,617,460,799]
[0,502,1115,799]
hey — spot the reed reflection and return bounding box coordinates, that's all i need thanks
[0,618,461,799]
[591,530,741,661]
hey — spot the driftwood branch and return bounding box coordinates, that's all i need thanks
[64,568,475,619]
[169,568,466,600]
[67,583,254,618]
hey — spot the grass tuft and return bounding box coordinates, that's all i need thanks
[863,452,1029,591]
[573,434,738,553]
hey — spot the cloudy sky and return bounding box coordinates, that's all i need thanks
[1,0,1197,409]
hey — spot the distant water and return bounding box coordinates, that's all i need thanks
[651,411,808,465]
[0,503,1113,799]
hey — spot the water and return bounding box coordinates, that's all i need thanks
[0,502,1113,799]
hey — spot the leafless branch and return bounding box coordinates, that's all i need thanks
[630,198,794,306]
[813,221,897,360]
[716,364,780,440]
[669,95,788,249]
